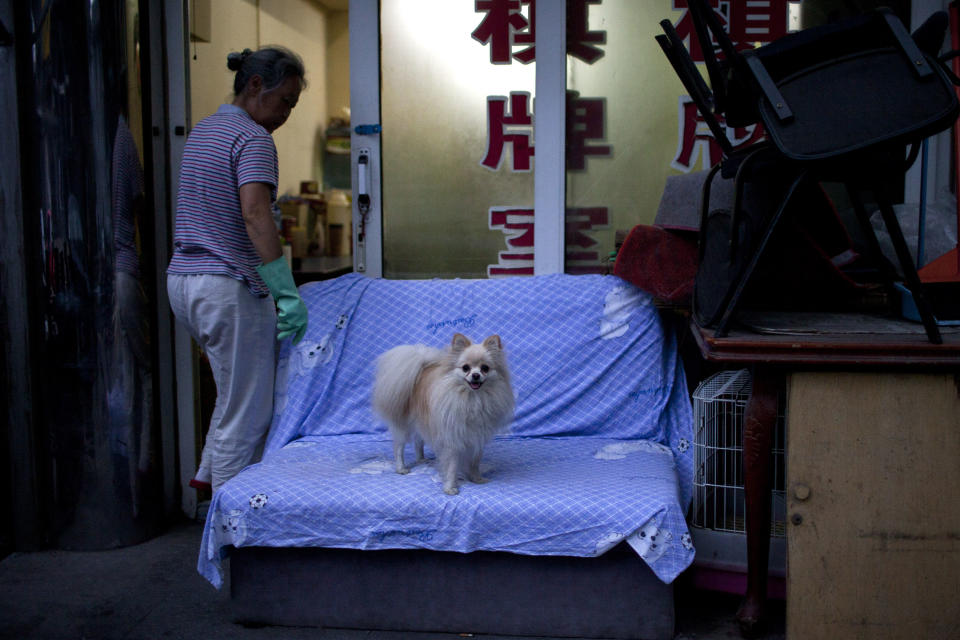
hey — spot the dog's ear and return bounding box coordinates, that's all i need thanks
[451,333,471,351]
[482,335,502,350]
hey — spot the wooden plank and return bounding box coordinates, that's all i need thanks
[786,372,960,639]
[691,321,960,367]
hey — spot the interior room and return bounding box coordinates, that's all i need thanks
[188,0,353,278]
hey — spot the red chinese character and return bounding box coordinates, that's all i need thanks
[482,92,534,172]
[566,91,611,171]
[473,0,530,64]
[672,96,764,171]
[473,0,605,65]
[725,0,793,46]
[489,207,535,277]
[488,206,610,275]
[512,0,536,63]
[565,206,609,274]
[567,0,606,64]
[670,0,796,62]
[670,0,722,62]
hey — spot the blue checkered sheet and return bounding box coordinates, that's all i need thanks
[199,273,695,588]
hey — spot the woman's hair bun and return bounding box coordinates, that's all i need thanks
[226,48,253,71]
[228,46,305,96]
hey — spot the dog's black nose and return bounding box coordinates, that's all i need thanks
[471,372,481,381]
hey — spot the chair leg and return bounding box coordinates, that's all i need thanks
[844,185,902,295]
[698,162,724,264]
[874,195,942,343]
[844,184,942,344]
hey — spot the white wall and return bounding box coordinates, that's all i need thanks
[325,9,350,123]
[189,0,342,197]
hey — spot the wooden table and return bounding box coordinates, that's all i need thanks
[690,312,960,637]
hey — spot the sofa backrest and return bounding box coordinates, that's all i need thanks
[266,273,691,452]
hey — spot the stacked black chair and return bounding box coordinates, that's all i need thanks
[656,0,960,344]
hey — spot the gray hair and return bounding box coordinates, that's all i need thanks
[226,46,306,95]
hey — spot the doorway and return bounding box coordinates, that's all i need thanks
[179,0,351,510]
[187,0,353,280]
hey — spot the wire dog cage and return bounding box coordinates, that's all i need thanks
[691,369,787,537]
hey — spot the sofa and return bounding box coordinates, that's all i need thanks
[198,273,695,639]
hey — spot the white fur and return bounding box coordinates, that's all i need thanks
[372,333,515,495]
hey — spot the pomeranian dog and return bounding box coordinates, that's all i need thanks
[373,333,515,495]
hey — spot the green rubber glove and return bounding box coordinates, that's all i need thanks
[256,256,308,344]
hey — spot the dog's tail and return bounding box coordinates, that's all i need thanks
[372,344,440,422]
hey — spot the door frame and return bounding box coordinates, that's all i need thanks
[144,0,183,518]
[349,0,384,278]
[161,0,202,518]
[533,2,566,275]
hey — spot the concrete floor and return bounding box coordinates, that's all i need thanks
[0,518,785,640]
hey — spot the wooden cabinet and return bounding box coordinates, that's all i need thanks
[786,372,960,639]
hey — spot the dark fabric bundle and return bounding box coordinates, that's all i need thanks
[613,225,698,305]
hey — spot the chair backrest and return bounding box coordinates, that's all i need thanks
[659,2,956,163]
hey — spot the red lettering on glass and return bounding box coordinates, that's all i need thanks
[512,0,536,63]
[566,91,611,171]
[670,1,796,62]
[482,92,535,172]
[672,96,765,172]
[473,0,606,65]
[669,0,720,61]
[566,207,608,249]
[724,0,793,45]
[565,206,608,274]
[472,0,530,64]
[487,206,610,276]
[567,0,606,64]
[489,207,535,276]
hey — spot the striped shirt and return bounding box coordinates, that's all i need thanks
[168,104,278,297]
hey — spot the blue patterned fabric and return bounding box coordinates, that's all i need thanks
[199,273,695,588]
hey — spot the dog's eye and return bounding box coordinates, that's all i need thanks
[480,365,489,373]
[462,365,470,373]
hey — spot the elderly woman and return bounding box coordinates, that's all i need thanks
[167,46,308,492]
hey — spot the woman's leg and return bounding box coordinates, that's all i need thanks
[168,274,277,492]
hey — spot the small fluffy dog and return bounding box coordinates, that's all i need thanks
[373,333,515,495]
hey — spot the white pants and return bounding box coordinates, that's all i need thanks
[167,274,276,492]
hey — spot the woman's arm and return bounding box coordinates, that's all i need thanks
[239,181,282,264]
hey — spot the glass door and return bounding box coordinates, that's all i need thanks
[350,0,566,278]
[349,0,705,279]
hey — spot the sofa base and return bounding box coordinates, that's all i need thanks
[229,543,675,639]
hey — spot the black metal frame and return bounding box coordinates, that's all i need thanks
[657,0,943,343]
